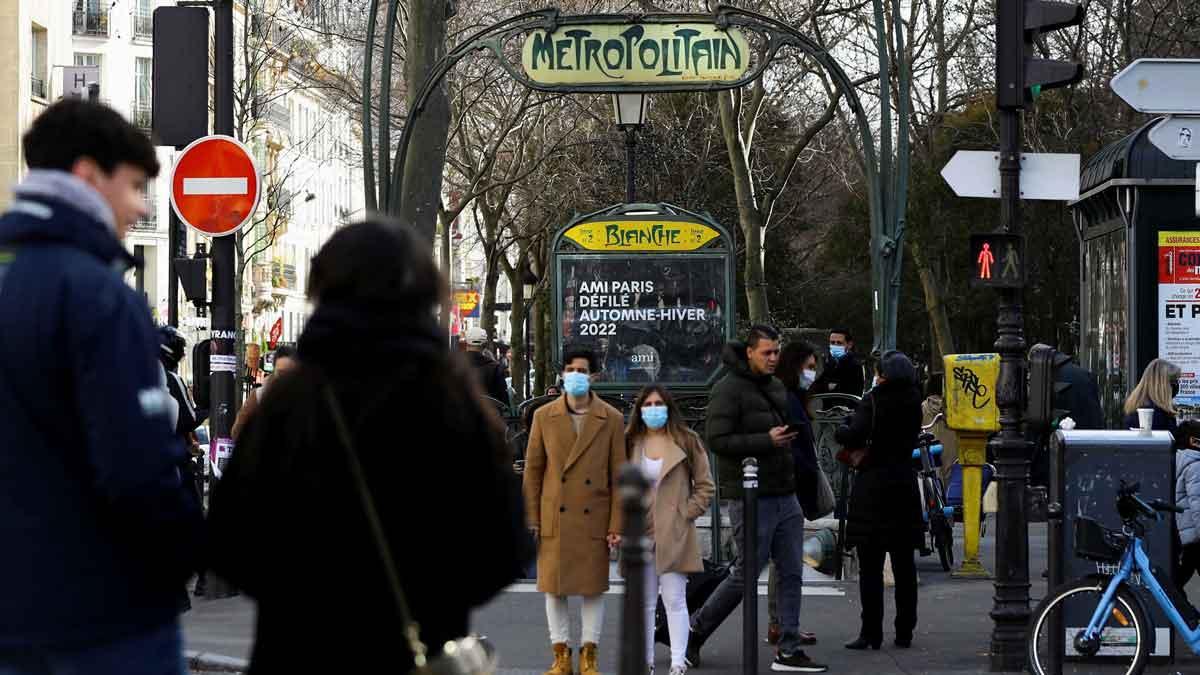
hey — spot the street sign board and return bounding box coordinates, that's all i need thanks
[1148,115,1200,161]
[941,151,1080,201]
[62,66,99,98]
[169,135,261,237]
[521,23,751,89]
[969,233,1026,289]
[1111,59,1200,114]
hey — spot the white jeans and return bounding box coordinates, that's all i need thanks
[644,563,689,668]
[545,594,605,646]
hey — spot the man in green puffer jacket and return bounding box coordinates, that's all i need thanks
[686,326,829,673]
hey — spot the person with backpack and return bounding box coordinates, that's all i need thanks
[626,384,715,674]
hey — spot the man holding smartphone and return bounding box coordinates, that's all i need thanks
[687,325,828,672]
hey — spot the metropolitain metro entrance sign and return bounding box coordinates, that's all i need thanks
[521,22,751,90]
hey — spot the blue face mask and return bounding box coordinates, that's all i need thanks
[829,345,847,359]
[642,405,669,430]
[563,371,591,397]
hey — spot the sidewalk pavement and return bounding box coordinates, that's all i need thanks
[184,523,1200,674]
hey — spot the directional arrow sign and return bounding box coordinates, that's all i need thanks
[1148,116,1200,161]
[1111,59,1200,114]
[941,151,1080,201]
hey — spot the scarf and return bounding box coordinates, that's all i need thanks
[13,170,117,233]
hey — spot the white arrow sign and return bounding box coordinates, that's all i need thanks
[941,151,1081,201]
[1148,116,1200,161]
[1111,59,1200,114]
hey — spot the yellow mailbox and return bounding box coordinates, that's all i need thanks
[944,353,1001,432]
[941,353,999,578]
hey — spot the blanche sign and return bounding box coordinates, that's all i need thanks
[521,22,750,88]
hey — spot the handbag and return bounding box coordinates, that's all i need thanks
[323,386,497,675]
[835,394,876,469]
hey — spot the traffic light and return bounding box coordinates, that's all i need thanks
[996,0,1084,109]
[969,233,1026,289]
[1027,343,1072,430]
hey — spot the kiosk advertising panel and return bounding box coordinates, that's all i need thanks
[552,205,735,390]
[1158,230,1200,407]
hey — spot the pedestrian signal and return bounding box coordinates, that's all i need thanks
[970,233,1025,288]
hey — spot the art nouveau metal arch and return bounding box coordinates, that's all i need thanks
[361,4,885,242]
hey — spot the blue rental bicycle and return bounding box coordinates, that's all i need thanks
[1027,481,1198,674]
[913,413,953,571]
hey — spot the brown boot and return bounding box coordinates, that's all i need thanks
[579,642,600,675]
[544,642,572,675]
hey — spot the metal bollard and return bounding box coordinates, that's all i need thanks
[618,464,651,675]
[742,457,759,675]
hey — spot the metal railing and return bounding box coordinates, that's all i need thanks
[31,76,46,99]
[133,12,152,40]
[132,210,157,232]
[131,101,152,132]
[73,6,109,37]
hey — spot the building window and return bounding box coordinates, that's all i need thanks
[133,0,153,41]
[133,58,152,132]
[73,0,109,37]
[74,52,102,67]
[31,25,48,99]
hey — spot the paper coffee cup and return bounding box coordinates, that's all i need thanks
[1137,408,1155,431]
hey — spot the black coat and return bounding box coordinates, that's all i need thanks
[811,352,866,399]
[835,382,924,550]
[208,306,528,674]
[706,342,796,499]
[468,350,510,406]
[787,388,823,517]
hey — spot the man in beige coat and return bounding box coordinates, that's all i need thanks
[523,346,626,675]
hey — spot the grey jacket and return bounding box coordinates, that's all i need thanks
[1176,449,1200,546]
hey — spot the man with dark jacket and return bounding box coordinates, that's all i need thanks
[687,325,828,673]
[465,326,511,406]
[0,99,202,674]
[811,327,866,402]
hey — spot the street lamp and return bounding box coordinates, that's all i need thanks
[521,261,539,400]
[612,93,649,203]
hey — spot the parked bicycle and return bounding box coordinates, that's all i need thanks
[913,413,954,572]
[1028,480,1195,674]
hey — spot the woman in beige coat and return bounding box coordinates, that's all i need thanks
[626,384,715,675]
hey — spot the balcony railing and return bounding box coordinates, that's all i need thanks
[31,76,46,99]
[131,101,152,132]
[133,12,152,41]
[271,261,297,290]
[73,6,109,37]
[132,202,157,232]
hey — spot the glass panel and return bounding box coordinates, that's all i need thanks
[1083,228,1128,428]
[74,52,101,67]
[134,57,152,106]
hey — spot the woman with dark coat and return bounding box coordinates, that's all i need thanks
[835,350,924,651]
[208,220,528,674]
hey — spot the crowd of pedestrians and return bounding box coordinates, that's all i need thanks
[2,96,1069,675]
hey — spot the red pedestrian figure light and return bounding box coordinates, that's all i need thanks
[977,242,994,279]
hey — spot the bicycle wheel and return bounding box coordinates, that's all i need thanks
[932,514,953,571]
[1028,577,1150,675]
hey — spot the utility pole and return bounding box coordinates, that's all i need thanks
[207,0,237,598]
[990,0,1082,669]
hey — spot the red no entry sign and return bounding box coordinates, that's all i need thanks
[170,135,261,237]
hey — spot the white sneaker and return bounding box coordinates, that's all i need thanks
[669,666,688,675]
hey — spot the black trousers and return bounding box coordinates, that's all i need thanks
[856,543,918,640]
[1176,542,1200,594]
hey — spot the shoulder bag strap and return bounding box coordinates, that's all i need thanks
[322,385,430,670]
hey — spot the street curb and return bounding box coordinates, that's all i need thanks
[185,650,247,672]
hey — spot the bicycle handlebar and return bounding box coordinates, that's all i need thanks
[921,413,945,432]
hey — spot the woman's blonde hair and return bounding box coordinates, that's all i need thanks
[1124,358,1181,416]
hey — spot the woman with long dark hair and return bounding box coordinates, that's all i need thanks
[836,350,924,651]
[763,341,823,645]
[626,384,715,675]
[208,220,526,673]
